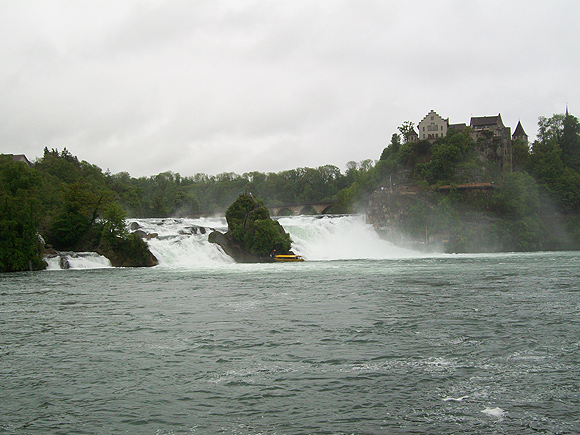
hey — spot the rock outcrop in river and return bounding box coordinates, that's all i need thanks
[209,193,293,263]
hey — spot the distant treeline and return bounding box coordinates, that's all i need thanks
[108,164,363,217]
[2,110,580,271]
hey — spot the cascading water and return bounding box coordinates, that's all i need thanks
[133,217,233,268]
[134,214,425,267]
[278,214,423,260]
[45,252,112,270]
[44,215,428,270]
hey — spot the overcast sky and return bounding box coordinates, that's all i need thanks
[1,1,578,177]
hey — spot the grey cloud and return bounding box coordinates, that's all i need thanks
[1,1,579,176]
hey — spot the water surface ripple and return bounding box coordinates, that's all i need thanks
[1,252,579,434]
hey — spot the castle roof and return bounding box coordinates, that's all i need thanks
[3,154,32,166]
[470,114,504,128]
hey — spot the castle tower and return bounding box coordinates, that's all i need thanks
[512,121,528,145]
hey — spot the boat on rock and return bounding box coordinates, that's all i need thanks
[274,254,304,262]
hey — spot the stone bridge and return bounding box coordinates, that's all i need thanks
[267,201,336,216]
[191,201,337,218]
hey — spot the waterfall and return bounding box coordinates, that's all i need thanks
[136,217,233,268]
[278,215,422,260]
[137,215,423,267]
[43,215,426,270]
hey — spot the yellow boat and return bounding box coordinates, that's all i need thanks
[274,254,305,262]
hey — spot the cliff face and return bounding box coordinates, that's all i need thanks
[366,189,445,250]
[366,187,503,253]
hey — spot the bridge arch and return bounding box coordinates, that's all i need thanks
[267,201,336,217]
[299,205,318,215]
[275,207,294,216]
[320,204,335,214]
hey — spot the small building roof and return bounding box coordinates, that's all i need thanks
[419,109,447,124]
[449,123,467,131]
[2,154,32,166]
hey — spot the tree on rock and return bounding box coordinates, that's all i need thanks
[225,193,292,257]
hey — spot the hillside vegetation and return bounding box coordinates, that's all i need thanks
[369,112,580,251]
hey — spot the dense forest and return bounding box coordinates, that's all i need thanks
[2,110,580,272]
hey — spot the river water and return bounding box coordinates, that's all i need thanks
[1,216,580,434]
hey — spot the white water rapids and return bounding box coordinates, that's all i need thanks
[45,215,427,270]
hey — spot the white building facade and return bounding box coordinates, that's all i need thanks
[417,109,448,141]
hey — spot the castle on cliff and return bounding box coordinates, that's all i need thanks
[406,109,528,172]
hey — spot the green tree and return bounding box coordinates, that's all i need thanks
[530,112,580,212]
[101,202,128,241]
[47,182,105,250]
[414,131,472,184]
[491,172,544,251]
[537,114,565,145]
[512,137,530,172]
[0,156,46,272]
[398,121,416,144]
[380,133,401,161]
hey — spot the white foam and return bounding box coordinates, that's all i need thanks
[442,395,469,402]
[130,218,232,268]
[481,407,505,418]
[45,252,112,270]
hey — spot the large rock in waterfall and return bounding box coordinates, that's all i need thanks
[208,230,271,263]
[209,193,293,263]
[97,233,158,267]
